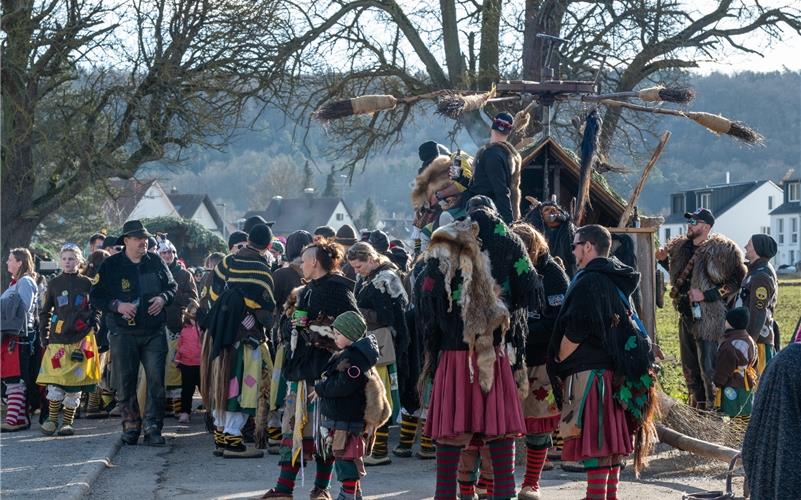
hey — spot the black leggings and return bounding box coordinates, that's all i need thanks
[177,364,201,413]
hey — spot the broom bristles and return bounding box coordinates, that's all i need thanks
[687,111,763,144]
[638,86,695,104]
[727,121,764,144]
[313,99,355,121]
[436,89,496,119]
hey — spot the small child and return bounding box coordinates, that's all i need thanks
[314,311,390,500]
[713,307,757,420]
[175,299,202,423]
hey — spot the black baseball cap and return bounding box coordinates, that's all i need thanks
[684,208,715,226]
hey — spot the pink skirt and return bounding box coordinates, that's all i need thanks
[562,370,633,461]
[425,349,525,440]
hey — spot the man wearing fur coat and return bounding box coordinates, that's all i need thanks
[656,208,746,409]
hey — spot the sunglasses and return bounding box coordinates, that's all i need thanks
[688,218,701,226]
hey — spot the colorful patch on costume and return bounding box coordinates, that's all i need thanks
[514,257,531,275]
[121,278,131,291]
[451,284,463,301]
[724,387,737,400]
[494,222,507,236]
[547,294,564,306]
[90,274,100,285]
[244,374,257,387]
[56,295,69,307]
[754,286,768,301]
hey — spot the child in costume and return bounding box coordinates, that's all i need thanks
[175,299,202,423]
[37,244,101,436]
[315,311,390,500]
[713,307,757,420]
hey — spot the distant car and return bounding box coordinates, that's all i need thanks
[777,264,799,274]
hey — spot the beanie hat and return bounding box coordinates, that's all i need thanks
[248,224,273,250]
[491,112,514,134]
[335,224,358,246]
[467,194,498,215]
[286,230,313,260]
[751,234,778,259]
[228,230,248,250]
[726,307,749,330]
[418,141,451,169]
[271,240,285,255]
[369,230,390,253]
[332,311,367,342]
[314,226,336,239]
[147,236,158,251]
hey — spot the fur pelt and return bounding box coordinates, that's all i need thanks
[411,155,452,210]
[426,219,511,392]
[364,367,392,454]
[253,350,273,449]
[666,233,747,340]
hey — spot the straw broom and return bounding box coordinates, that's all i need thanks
[313,90,449,121]
[598,99,764,144]
[582,86,696,104]
[435,86,498,119]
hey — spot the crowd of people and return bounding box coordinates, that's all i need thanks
[2,111,800,500]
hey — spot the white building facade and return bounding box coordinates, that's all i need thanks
[770,178,801,269]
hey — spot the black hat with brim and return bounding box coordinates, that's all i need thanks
[121,219,152,239]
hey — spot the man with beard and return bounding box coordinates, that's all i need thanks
[656,208,746,409]
[90,220,177,445]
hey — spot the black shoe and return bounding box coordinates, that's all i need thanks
[121,430,140,445]
[143,431,166,446]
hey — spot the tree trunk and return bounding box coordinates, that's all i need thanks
[440,0,463,87]
[477,0,502,90]
[521,0,568,123]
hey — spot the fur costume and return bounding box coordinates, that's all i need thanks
[420,219,510,393]
[666,234,746,341]
[524,197,577,277]
[411,155,452,211]
[363,367,392,454]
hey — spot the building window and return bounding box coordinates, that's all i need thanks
[793,217,798,244]
[789,182,800,202]
[768,196,773,210]
[761,226,770,235]
[698,192,711,208]
[336,213,344,221]
[664,228,671,240]
[671,195,684,214]
[778,218,784,244]
[791,250,796,265]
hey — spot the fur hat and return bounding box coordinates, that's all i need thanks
[248,224,273,250]
[726,307,749,330]
[751,234,777,259]
[157,238,176,254]
[369,230,390,253]
[332,311,366,342]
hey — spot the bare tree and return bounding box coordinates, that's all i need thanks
[270,0,801,167]
[1,0,285,264]
[248,155,305,208]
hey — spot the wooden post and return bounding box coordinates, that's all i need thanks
[656,424,740,463]
[618,131,671,228]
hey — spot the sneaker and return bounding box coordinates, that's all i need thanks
[0,419,30,432]
[309,487,333,500]
[178,413,190,424]
[518,485,541,500]
[41,420,57,436]
[259,489,292,500]
[121,429,140,445]
[392,445,413,458]
[560,460,585,472]
[143,431,166,446]
[363,454,391,466]
[57,424,75,436]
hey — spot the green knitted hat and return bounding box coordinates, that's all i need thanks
[332,311,366,342]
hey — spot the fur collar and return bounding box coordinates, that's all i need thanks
[411,155,452,210]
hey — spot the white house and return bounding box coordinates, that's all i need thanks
[660,179,783,249]
[246,195,357,237]
[104,179,179,226]
[168,190,226,237]
[770,177,801,269]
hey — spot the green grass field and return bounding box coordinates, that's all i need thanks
[655,278,801,400]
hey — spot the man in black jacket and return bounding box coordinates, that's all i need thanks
[90,220,177,446]
[467,112,521,223]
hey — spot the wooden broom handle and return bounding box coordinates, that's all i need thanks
[617,131,671,228]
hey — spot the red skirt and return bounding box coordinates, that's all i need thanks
[561,370,633,461]
[1,336,22,379]
[425,349,525,440]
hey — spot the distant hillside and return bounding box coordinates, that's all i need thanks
[142,71,800,221]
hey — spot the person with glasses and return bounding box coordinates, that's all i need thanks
[228,230,248,254]
[36,244,102,436]
[548,224,646,500]
[655,208,746,410]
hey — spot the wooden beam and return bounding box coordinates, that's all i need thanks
[618,131,671,228]
[497,79,598,94]
[656,424,740,463]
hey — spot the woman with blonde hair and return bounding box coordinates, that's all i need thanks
[1,248,40,431]
[346,241,409,466]
[36,243,101,436]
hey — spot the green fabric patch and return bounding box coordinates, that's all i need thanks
[452,284,462,302]
[494,222,507,236]
[514,257,531,276]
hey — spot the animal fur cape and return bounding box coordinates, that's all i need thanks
[411,155,452,210]
[666,233,747,341]
[419,218,511,393]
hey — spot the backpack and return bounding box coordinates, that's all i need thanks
[1,289,28,336]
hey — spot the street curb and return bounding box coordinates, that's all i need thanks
[61,436,123,500]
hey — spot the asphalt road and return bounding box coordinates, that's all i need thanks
[1,410,745,499]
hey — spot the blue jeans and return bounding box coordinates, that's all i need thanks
[109,328,167,434]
